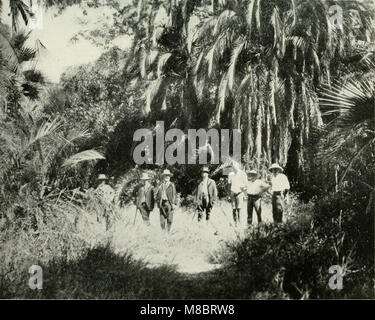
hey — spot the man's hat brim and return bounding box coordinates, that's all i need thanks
[269,165,283,172]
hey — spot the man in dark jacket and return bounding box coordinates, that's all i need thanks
[156,169,177,232]
[196,166,217,222]
[136,172,155,226]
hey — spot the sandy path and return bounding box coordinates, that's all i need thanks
[110,199,274,274]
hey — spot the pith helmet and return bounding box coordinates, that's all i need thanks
[161,169,173,176]
[246,169,258,175]
[140,173,150,180]
[269,163,283,172]
[97,174,108,180]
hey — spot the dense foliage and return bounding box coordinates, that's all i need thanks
[0,0,374,299]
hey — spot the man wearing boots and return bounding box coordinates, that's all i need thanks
[156,169,177,232]
[196,166,217,222]
[269,163,290,224]
[227,163,248,227]
[246,170,271,226]
[136,172,155,226]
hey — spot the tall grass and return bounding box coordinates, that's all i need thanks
[1,189,373,299]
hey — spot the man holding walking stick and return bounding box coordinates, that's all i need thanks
[135,172,155,226]
[195,166,218,222]
[156,169,177,232]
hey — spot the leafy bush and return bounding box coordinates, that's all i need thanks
[218,194,374,299]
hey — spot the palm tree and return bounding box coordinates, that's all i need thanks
[125,0,204,130]
[0,0,84,34]
[318,74,374,188]
[0,25,47,117]
[190,0,374,172]
[0,103,105,210]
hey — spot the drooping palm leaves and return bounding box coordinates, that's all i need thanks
[190,0,374,169]
[9,0,31,32]
[0,104,105,206]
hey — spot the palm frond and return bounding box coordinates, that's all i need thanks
[214,72,229,123]
[0,29,20,73]
[144,76,169,114]
[9,0,31,32]
[228,40,245,91]
[235,73,252,104]
[255,0,261,35]
[27,117,62,148]
[246,0,256,35]
[213,10,236,37]
[270,7,282,49]
[206,46,215,78]
[194,51,205,75]
[157,53,172,77]
[62,150,105,168]
[140,48,148,78]
[192,16,217,44]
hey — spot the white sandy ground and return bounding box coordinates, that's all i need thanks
[98,199,275,274]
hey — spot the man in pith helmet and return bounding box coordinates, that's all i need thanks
[246,169,271,226]
[156,169,177,232]
[269,164,290,223]
[136,172,155,226]
[196,166,218,222]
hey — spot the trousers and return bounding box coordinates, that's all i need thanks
[197,197,212,221]
[139,203,151,226]
[160,200,174,231]
[247,195,262,225]
[272,192,284,223]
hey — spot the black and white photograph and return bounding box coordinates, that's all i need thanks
[0,0,374,303]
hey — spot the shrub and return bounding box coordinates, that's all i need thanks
[219,194,374,299]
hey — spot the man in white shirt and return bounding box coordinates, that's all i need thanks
[227,163,248,226]
[269,163,290,223]
[246,170,271,226]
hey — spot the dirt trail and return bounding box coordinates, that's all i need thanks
[109,200,274,274]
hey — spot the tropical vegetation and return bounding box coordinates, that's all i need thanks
[0,0,374,299]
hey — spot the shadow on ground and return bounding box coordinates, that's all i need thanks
[14,245,250,299]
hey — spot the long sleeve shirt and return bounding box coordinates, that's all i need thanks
[270,174,290,192]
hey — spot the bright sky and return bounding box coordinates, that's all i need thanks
[2,2,133,83]
[0,1,199,83]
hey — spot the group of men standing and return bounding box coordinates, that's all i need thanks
[133,163,290,232]
[227,163,290,226]
[135,169,177,231]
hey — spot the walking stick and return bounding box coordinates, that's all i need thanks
[218,201,242,240]
[133,207,139,225]
[191,207,198,221]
